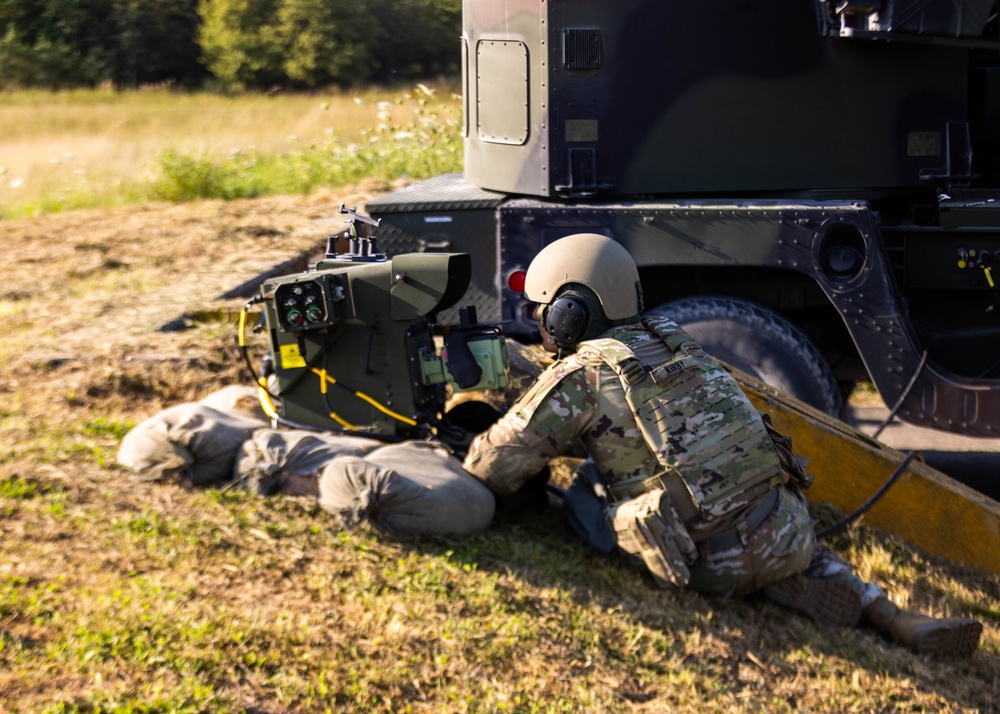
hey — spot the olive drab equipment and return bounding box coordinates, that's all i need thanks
[247,207,510,439]
[582,315,793,587]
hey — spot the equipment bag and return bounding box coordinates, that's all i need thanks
[318,440,495,535]
[117,403,267,487]
[608,488,699,589]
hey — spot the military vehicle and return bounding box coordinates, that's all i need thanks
[367,0,1000,438]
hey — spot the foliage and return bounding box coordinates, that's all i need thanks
[198,0,457,91]
[154,85,462,201]
[0,0,204,89]
[0,85,461,218]
[0,0,461,90]
[276,0,380,88]
[196,0,284,91]
[367,0,462,82]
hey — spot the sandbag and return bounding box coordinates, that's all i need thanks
[200,385,269,421]
[318,441,495,535]
[117,403,267,486]
[235,429,383,496]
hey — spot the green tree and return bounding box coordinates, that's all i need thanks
[0,0,204,89]
[0,0,115,88]
[275,0,379,87]
[198,0,284,90]
[369,0,461,82]
[113,0,205,88]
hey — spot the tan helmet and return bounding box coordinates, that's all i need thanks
[524,233,642,319]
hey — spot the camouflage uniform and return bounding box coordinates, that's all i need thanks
[465,317,883,602]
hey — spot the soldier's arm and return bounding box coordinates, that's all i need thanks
[463,361,595,494]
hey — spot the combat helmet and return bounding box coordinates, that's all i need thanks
[524,233,643,349]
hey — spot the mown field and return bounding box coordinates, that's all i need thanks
[0,91,998,713]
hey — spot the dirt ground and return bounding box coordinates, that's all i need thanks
[1,183,394,417]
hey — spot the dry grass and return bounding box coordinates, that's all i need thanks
[0,85,456,217]
[0,191,998,712]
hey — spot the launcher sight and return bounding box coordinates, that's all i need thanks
[256,209,508,438]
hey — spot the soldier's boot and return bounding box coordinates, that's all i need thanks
[862,597,982,658]
[763,573,863,628]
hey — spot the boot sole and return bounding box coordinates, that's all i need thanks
[763,574,863,628]
[910,620,983,658]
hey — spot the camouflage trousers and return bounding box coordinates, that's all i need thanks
[688,486,886,602]
[565,467,884,602]
[686,485,816,597]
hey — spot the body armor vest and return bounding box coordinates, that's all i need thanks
[578,315,787,524]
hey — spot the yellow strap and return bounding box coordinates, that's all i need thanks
[238,309,248,347]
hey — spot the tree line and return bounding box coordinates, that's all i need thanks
[0,0,461,90]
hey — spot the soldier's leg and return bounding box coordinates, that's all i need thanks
[778,530,982,657]
[689,485,861,630]
[562,460,616,554]
[800,546,886,606]
[745,488,864,627]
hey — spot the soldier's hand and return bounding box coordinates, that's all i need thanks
[494,466,551,518]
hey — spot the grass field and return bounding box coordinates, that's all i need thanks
[0,90,998,712]
[0,84,461,217]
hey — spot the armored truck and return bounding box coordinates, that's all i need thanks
[367,0,1000,438]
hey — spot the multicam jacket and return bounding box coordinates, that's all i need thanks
[463,316,788,537]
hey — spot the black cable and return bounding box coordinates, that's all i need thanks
[815,450,917,539]
[873,350,928,440]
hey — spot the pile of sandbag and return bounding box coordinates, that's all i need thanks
[116,386,495,535]
[116,395,266,487]
[235,428,382,496]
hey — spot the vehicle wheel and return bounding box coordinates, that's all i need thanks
[644,296,844,418]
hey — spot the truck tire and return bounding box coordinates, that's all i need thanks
[645,296,844,418]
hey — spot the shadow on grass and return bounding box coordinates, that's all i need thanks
[391,495,999,712]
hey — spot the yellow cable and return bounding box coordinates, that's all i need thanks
[255,380,280,420]
[239,308,276,419]
[311,368,417,426]
[238,309,248,347]
[985,266,995,289]
[327,411,356,430]
[355,391,418,426]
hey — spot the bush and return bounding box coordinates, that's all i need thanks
[155,86,462,201]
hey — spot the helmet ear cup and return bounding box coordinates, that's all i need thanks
[543,292,590,347]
